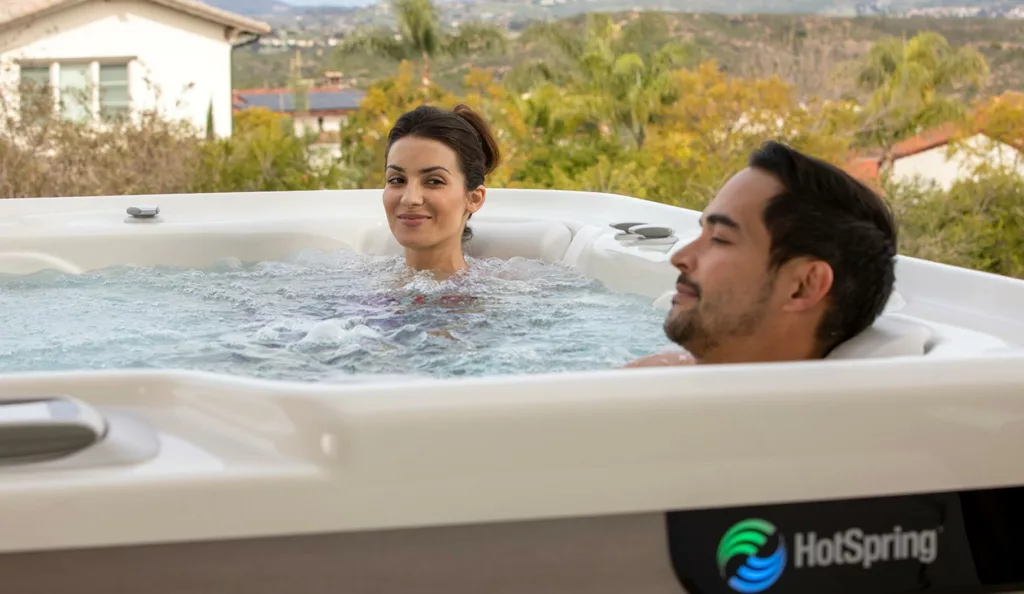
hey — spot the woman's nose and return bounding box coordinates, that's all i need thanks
[400,186,424,206]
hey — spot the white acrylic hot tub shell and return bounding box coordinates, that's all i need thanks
[0,189,1023,590]
[0,188,690,302]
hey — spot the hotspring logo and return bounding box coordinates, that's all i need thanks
[717,519,940,593]
[717,519,787,594]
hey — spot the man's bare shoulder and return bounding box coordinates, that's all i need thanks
[624,351,696,368]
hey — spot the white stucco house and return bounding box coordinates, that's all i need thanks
[845,123,1024,190]
[233,86,365,138]
[0,0,271,137]
[889,132,1024,191]
[233,85,365,168]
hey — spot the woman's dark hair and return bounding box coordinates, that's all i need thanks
[386,104,501,243]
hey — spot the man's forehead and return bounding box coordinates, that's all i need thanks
[701,168,784,231]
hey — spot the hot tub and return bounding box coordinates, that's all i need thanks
[1,188,1023,594]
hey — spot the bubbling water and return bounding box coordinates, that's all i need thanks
[0,250,672,382]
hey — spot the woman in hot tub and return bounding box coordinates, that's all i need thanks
[382,103,501,279]
[359,103,501,338]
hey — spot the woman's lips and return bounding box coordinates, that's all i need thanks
[397,213,431,226]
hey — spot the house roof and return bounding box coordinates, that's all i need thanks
[842,123,968,184]
[842,121,1023,184]
[889,122,961,160]
[0,0,271,35]
[234,87,366,113]
[843,157,881,185]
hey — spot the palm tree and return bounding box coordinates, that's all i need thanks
[288,49,310,115]
[336,0,507,87]
[855,31,989,164]
[512,14,689,148]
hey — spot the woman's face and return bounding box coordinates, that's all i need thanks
[383,136,485,253]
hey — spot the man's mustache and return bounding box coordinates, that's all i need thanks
[677,274,701,299]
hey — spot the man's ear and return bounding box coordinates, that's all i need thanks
[466,186,486,215]
[780,257,833,313]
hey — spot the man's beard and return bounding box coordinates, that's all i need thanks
[664,276,775,360]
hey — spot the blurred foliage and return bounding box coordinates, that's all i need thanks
[887,163,1024,278]
[3,9,1024,280]
[236,11,1024,98]
[854,31,989,155]
[0,87,339,198]
[192,107,342,193]
[334,0,508,86]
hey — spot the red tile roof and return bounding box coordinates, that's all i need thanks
[889,122,960,160]
[843,122,969,184]
[843,157,882,185]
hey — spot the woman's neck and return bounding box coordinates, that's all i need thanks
[404,245,468,280]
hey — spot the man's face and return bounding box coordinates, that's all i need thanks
[664,167,785,359]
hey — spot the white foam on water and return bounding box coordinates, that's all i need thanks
[0,250,672,382]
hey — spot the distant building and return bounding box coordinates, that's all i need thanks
[0,0,271,137]
[323,71,344,86]
[845,123,1024,191]
[233,86,365,139]
[234,85,366,167]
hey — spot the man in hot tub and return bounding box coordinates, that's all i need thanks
[627,140,898,367]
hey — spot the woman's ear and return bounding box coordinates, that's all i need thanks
[466,186,486,215]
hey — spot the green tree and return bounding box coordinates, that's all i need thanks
[335,0,507,87]
[971,90,1024,149]
[513,13,689,148]
[644,61,858,207]
[288,49,310,119]
[335,62,456,188]
[205,99,215,140]
[889,165,1024,279]
[192,107,341,193]
[855,31,989,165]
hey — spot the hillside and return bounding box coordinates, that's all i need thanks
[232,12,1024,98]
[206,0,293,15]
[210,0,1021,20]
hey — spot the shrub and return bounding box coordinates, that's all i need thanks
[0,86,338,198]
[887,164,1024,278]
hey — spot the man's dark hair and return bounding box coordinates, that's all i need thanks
[749,140,898,356]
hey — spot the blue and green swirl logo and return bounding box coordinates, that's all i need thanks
[717,519,788,593]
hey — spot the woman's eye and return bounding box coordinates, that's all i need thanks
[710,237,729,245]
[425,178,444,186]
[387,177,404,185]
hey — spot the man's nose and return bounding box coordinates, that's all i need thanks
[670,238,699,273]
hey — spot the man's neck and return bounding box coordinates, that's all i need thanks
[693,338,821,365]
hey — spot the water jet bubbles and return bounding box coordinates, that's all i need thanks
[0,250,672,382]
